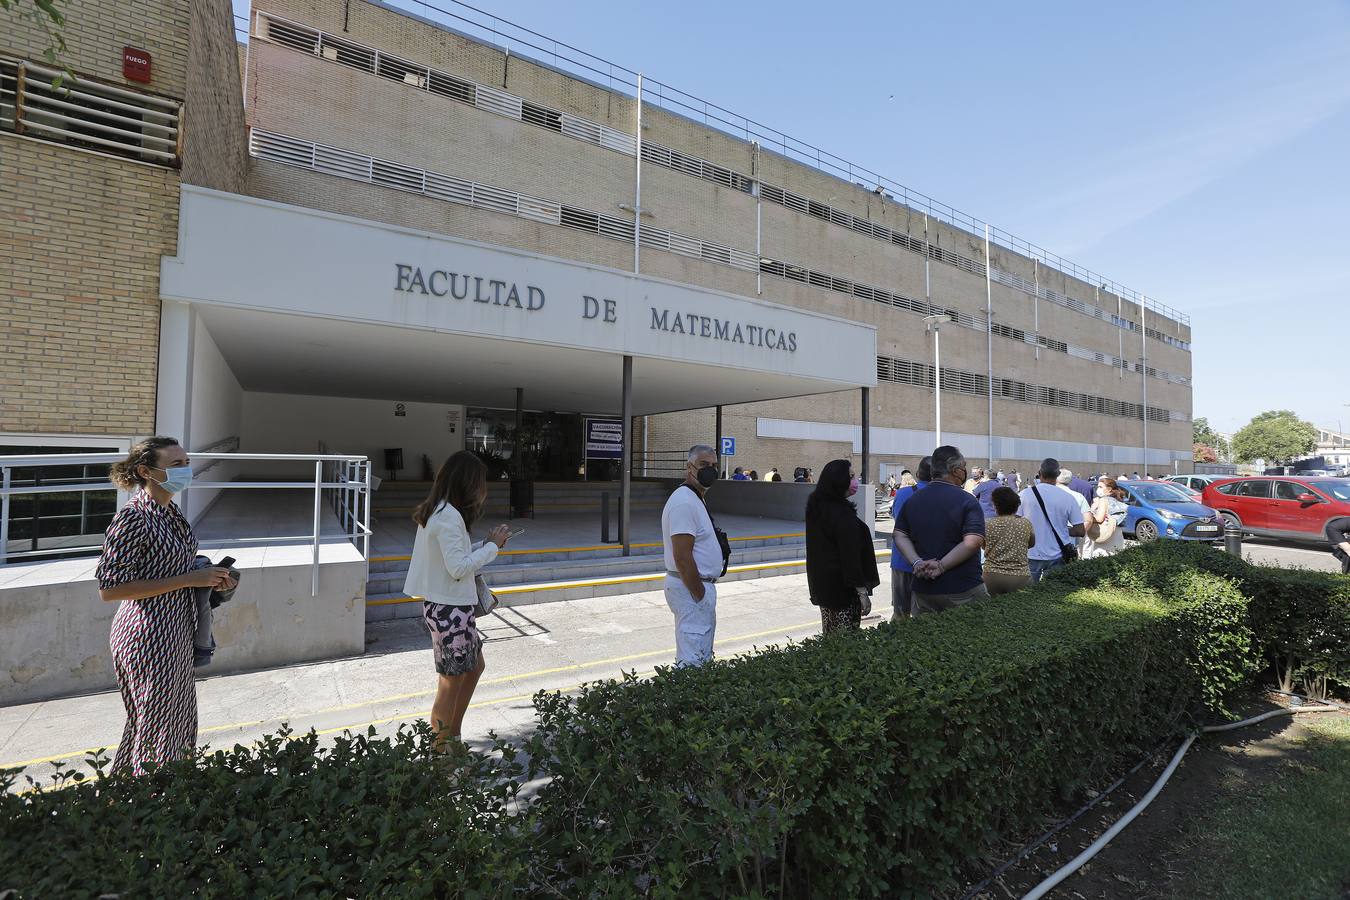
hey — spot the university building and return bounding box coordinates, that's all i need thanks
[0,0,1192,699]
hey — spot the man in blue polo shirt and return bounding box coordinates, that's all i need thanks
[895,445,987,614]
[889,456,931,621]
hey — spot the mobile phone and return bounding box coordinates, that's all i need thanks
[507,528,527,540]
[217,556,236,569]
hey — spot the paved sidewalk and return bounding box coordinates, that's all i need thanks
[2,569,893,788]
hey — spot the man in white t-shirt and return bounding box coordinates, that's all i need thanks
[662,444,725,666]
[1019,458,1086,584]
[1055,468,1092,556]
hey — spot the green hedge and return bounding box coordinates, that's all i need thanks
[0,724,528,898]
[4,542,1342,898]
[1047,541,1350,698]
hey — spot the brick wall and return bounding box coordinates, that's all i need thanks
[181,0,250,192]
[0,139,179,435]
[239,0,1193,473]
[0,0,191,99]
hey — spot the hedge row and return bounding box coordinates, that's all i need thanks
[2,543,1342,898]
[1046,540,1350,698]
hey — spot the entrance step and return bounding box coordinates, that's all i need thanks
[364,531,811,594]
[372,481,672,517]
[365,541,888,621]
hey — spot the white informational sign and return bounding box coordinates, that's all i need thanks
[585,418,623,459]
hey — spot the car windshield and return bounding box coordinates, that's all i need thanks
[1310,479,1350,501]
[1130,483,1195,503]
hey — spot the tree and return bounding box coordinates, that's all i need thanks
[1,0,67,64]
[1192,417,1230,461]
[1193,443,1218,464]
[1231,410,1318,465]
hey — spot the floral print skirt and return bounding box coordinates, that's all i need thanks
[422,602,483,676]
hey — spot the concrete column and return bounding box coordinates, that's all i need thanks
[513,387,524,479]
[620,355,633,556]
[715,405,723,477]
[155,300,196,445]
[861,387,871,484]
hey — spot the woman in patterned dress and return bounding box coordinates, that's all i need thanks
[97,437,234,776]
[403,451,512,752]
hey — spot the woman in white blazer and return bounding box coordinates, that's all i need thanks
[404,450,512,751]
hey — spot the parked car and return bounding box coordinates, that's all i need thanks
[1119,480,1224,543]
[1164,474,1231,492]
[1201,476,1350,544]
[1295,469,1331,478]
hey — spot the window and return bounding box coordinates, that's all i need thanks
[1275,482,1301,501]
[1,443,120,562]
[1237,480,1272,499]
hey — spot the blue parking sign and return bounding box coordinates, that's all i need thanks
[720,436,736,457]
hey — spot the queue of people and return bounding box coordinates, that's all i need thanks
[89,436,1181,774]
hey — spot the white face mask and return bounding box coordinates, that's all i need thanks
[1096,486,1108,498]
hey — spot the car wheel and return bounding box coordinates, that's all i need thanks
[1135,520,1159,543]
[1220,512,1243,532]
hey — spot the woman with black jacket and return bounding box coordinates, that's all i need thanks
[805,459,881,632]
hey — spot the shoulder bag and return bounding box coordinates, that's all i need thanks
[1032,485,1078,565]
[683,484,731,576]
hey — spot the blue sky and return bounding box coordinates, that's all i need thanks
[234,0,1350,437]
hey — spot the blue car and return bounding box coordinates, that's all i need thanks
[1120,481,1224,543]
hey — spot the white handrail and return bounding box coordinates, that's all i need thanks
[0,450,373,597]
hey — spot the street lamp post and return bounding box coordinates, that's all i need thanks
[924,314,953,447]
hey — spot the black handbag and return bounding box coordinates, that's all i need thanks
[1032,485,1078,565]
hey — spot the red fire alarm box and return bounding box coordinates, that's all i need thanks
[122,47,152,83]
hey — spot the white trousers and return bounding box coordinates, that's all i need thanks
[664,576,718,667]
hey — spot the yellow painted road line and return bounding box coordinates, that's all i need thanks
[0,619,821,772]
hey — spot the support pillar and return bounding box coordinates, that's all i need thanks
[861,387,871,485]
[715,405,723,477]
[620,355,633,556]
[513,387,524,477]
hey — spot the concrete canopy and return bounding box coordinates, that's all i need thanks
[195,304,861,416]
[161,186,877,416]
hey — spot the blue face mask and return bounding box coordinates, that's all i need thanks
[151,465,193,495]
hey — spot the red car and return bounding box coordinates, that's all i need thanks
[1201,476,1350,544]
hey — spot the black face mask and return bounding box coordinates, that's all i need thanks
[696,466,718,488]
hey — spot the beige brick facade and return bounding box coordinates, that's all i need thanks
[1,0,247,439]
[237,0,1193,477]
[0,140,176,434]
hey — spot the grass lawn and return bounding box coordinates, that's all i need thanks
[1174,713,1350,899]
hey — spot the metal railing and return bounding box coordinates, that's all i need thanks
[298,0,1188,328]
[0,451,372,597]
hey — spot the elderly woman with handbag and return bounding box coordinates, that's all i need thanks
[404,450,513,752]
[1083,477,1129,559]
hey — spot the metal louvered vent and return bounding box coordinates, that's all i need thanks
[2,58,180,166]
[641,142,754,193]
[257,13,636,157]
[0,61,16,131]
[878,354,1171,424]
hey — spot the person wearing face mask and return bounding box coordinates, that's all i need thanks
[404,450,514,752]
[662,445,727,666]
[98,437,236,776]
[805,459,881,633]
[1083,477,1129,559]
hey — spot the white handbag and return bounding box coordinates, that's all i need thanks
[474,574,499,617]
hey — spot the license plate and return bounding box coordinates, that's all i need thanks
[1195,524,1218,533]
